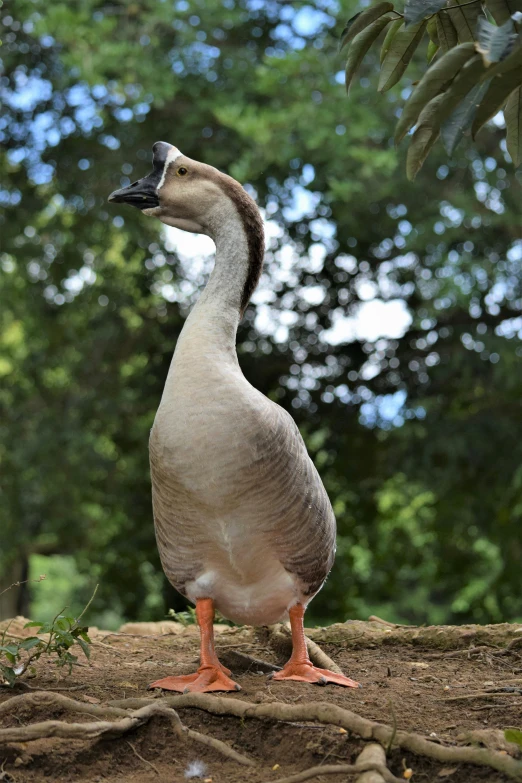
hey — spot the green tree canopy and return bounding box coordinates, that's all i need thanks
[1,0,521,626]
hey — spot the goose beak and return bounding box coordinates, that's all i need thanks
[108,174,160,210]
[108,141,175,211]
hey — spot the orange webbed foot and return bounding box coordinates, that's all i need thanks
[149,665,241,693]
[271,661,360,688]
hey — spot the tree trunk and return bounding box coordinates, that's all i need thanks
[0,556,29,621]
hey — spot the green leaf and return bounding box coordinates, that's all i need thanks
[378,20,428,92]
[426,55,486,126]
[427,16,440,44]
[1,666,16,687]
[441,79,491,153]
[340,2,395,51]
[405,0,448,26]
[345,15,395,94]
[34,622,52,634]
[407,94,446,179]
[436,11,459,50]
[476,18,517,65]
[395,42,476,142]
[427,39,440,60]
[380,17,404,63]
[472,64,522,135]
[485,0,522,25]
[505,85,522,165]
[77,638,91,659]
[18,637,43,651]
[447,0,485,41]
[55,631,76,646]
[24,621,44,629]
[505,728,522,748]
[405,54,486,174]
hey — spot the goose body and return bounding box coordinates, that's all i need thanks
[109,142,358,692]
[150,351,335,626]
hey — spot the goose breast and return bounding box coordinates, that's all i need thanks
[149,369,336,625]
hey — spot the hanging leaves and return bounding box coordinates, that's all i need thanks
[505,86,522,166]
[446,0,485,42]
[475,18,517,65]
[345,15,395,93]
[436,12,459,51]
[472,66,522,136]
[404,0,448,26]
[380,17,404,63]
[406,94,446,179]
[429,56,487,122]
[441,80,491,153]
[395,42,476,143]
[340,0,522,174]
[340,2,394,52]
[378,20,428,92]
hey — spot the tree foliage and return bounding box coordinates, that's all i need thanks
[1,0,522,628]
[341,0,522,175]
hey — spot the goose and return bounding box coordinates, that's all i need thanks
[108,141,359,693]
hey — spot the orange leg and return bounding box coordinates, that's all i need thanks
[272,603,360,688]
[149,598,241,693]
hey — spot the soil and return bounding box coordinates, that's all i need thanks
[1,618,522,783]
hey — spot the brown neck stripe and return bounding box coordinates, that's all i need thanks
[215,177,265,315]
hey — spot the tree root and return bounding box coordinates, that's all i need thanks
[356,743,389,783]
[0,692,254,767]
[0,691,129,720]
[108,693,522,781]
[262,761,400,783]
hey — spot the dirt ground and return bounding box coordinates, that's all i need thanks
[1,618,522,783]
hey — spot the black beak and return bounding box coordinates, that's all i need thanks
[108,141,174,210]
[108,174,160,210]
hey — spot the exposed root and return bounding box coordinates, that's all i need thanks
[0,691,129,720]
[261,743,397,782]
[356,743,390,783]
[0,701,176,742]
[0,692,255,767]
[262,762,400,783]
[456,729,521,755]
[108,694,522,781]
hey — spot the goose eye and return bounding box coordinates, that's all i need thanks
[177,167,188,176]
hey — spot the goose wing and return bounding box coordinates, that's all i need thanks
[250,398,336,598]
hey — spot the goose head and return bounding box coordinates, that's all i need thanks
[108,141,250,237]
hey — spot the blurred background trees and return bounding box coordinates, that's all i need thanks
[1,0,521,628]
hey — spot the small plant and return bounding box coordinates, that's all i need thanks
[0,586,97,687]
[167,607,197,626]
[167,606,235,626]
